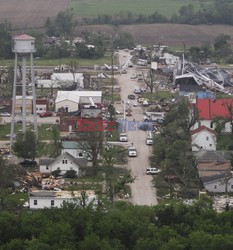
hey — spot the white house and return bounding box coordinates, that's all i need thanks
[55,91,102,112]
[61,141,85,158]
[29,190,97,209]
[191,125,216,151]
[39,152,87,175]
[202,172,233,193]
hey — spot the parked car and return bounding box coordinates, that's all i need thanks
[128,146,137,157]
[140,88,147,93]
[134,88,141,94]
[0,112,11,117]
[133,101,138,107]
[20,159,37,166]
[39,111,53,118]
[119,133,128,142]
[146,137,153,145]
[146,168,161,175]
[142,100,149,107]
[128,94,136,100]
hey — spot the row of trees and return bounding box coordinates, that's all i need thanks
[152,100,199,193]
[81,1,233,26]
[187,34,233,63]
[0,199,233,249]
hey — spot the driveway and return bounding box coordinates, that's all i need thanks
[116,50,158,206]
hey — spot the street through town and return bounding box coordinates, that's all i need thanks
[116,50,158,206]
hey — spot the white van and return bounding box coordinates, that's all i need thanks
[128,146,137,157]
[146,168,161,175]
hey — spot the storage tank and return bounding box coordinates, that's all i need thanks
[12,34,36,54]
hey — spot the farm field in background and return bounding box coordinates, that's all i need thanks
[0,0,70,27]
[70,0,213,17]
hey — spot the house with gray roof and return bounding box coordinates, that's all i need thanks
[39,152,87,176]
[61,141,85,158]
[201,171,233,193]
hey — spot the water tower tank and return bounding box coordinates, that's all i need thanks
[12,34,36,54]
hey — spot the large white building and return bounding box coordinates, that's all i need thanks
[29,190,97,209]
[55,91,102,112]
[191,125,216,151]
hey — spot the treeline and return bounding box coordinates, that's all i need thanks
[82,1,233,26]
[0,201,233,249]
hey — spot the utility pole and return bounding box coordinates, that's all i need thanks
[111,36,114,104]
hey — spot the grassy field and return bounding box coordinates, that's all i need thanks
[70,0,213,17]
[0,124,59,141]
[0,56,112,67]
[142,91,178,101]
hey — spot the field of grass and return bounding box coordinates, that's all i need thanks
[0,123,59,141]
[142,90,178,101]
[0,56,112,67]
[70,0,213,17]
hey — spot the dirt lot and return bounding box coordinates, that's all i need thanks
[75,23,233,46]
[0,0,70,28]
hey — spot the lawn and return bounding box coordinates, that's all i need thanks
[142,91,178,101]
[0,124,59,141]
[0,55,112,67]
[102,92,121,102]
[69,0,213,17]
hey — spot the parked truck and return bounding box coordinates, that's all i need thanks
[143,112,165,122]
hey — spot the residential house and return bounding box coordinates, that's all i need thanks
[192,98,233,132]
[29,190,97,209]
[39,152,87,175]
[201,171,233,193]
[36,99,48,114]
[191,125,216,151]
[55,91,102,112]
[61,141,85,158]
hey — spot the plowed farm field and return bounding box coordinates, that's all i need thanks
[0,0,70,28]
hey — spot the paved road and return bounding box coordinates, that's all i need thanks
[116,50,158,206]
[2,115,59,124]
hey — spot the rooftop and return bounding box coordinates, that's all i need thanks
[14,34,35,40]
[191,125,216,135]
[56,91,102,104]
[196,98,233,120]
[195,150,232,163]
[29,190,95,199]
[201,171,232,184]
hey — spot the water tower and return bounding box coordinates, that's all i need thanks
[10,34,38,152]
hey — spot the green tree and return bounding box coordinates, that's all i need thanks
[51,126,61,157]
[102,146,134,203]
[13,131,38,161]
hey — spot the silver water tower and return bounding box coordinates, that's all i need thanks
[10,34,38,152]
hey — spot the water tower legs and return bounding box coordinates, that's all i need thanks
[30,53,38,139]
[22,56,27,133]
[10,53,18,152]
